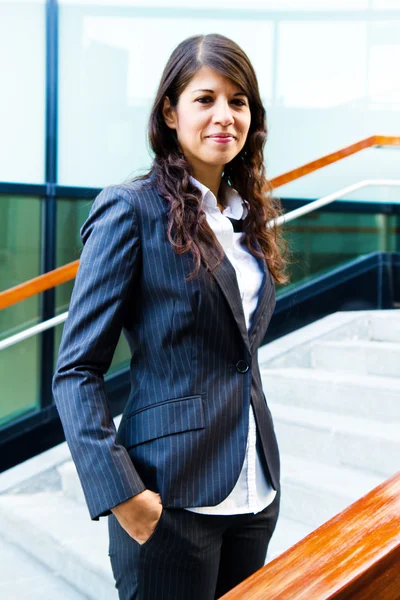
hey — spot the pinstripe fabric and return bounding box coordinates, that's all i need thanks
[108,489,280,600]
[52,173,280,523]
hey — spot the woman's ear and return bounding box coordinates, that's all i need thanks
[162,96,177,130]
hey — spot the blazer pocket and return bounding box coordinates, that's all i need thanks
[124,394,205,449]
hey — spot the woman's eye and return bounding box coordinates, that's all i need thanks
[196,97,247,106]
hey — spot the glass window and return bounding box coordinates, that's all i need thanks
[0,1,46,184]
[58,2,400,203]
[277,21,367,108]
[371,0,400,8]
[59,1,370,10]
[58,4,273,187]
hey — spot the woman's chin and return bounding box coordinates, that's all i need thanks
[200,152,236,167]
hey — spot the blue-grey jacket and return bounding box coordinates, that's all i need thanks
[52,173,280,521]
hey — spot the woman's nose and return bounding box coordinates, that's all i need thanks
[212,100,234,125]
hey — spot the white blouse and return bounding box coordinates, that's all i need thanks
[184,175,277,515]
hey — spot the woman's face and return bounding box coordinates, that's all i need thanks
[162,65,251,175]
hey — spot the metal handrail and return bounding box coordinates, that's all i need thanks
[269,178,400,227]
[0,313,68,352]
[1,178,400,352]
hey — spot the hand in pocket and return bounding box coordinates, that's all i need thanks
[111,489,163,545]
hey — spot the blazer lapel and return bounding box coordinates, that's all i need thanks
[211,253,251,352]
[198,236,274,353]
[248,239,274,345]
[197,235,249,351]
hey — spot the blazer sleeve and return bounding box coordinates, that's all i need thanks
[52,185,146,521]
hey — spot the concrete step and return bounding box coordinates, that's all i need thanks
[279,454,384,529]
[0,492,117,600]
[261,367,400,422]
[54,460,318,565]
[58,461,86,505]
[311,339,400,378]
[0,486,315,596]
[370,313,400,343]
[269,402,399,477]
[0,535,88,599]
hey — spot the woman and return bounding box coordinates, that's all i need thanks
[52,33,288,600]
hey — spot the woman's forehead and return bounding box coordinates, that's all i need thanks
[185,68,246,95]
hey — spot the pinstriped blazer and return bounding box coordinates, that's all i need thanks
[52,172,280,521]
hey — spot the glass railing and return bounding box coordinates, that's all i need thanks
[2,193,400,429]
[0,194,42,426]
[276,204,400,295]
[0,194,133,429]
[0,303,41,427]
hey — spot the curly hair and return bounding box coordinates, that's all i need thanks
[130,33,289,284]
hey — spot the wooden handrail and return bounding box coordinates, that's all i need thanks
[271,135,400,188]
[1,134,400,311]
[221,471,400,600]
[0,260,79,311]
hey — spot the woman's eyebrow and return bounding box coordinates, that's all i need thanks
[191,89,248,97]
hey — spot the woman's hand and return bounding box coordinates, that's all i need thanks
[111,489,163,545]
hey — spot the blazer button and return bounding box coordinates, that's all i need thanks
[236,360,249,373]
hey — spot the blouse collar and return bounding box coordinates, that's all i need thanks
[189,175,249,220]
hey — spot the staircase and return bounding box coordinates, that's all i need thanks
[0,310,398,598]
[259,309,400,559]
[0,436,117,599]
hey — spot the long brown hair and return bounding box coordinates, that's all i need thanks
[130,33,289,284]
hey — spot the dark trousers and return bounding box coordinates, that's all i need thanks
[108,490,280,600]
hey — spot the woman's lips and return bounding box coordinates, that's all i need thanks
[208,136,234,144]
